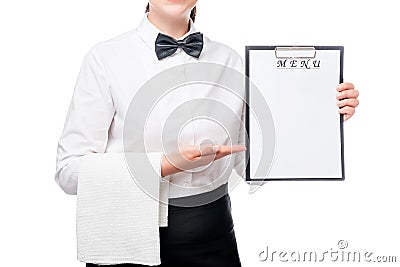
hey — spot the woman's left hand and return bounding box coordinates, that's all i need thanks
[336,82,359,121]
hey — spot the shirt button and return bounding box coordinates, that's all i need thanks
[183,182,188,187]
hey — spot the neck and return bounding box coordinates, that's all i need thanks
[147,11,190,40]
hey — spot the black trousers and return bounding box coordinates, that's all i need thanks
[86,183,242,267]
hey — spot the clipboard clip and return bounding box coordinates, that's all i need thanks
[275,47,316,59]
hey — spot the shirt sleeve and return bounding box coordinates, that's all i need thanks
[54,47,115,195]
[54,47,167,195]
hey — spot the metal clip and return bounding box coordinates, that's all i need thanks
[275,47,316,59]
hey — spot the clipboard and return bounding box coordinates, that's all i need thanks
[245,46,345,181]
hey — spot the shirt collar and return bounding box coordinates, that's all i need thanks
[136,12,198,52]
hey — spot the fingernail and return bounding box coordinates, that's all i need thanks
[336,85,343,91]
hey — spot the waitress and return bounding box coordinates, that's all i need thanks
[55,1,360,266]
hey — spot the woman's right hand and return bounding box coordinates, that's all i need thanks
[161,144,246,177]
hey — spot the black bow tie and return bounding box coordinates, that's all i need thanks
[155,32,204,60]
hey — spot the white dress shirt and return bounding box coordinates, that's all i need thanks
[55,12,246,198]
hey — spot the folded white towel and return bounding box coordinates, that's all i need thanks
[76,152,169,265]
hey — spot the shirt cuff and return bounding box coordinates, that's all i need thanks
[146,152,169,227]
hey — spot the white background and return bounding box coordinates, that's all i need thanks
[1,0,398,266]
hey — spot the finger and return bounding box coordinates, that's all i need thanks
[200,144,219,156]
[188,144,217,158]
[337,98,359,108]
[344,114,352,121]
[336,89,359,100]
[216,145,246,158]
[338,106,355,121]
[336,82,355,92]
[230,145,247,153]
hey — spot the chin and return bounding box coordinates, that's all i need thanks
[151,0,196,18]
[164,5,187,16]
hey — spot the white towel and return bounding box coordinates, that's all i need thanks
[76,152,169,265]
